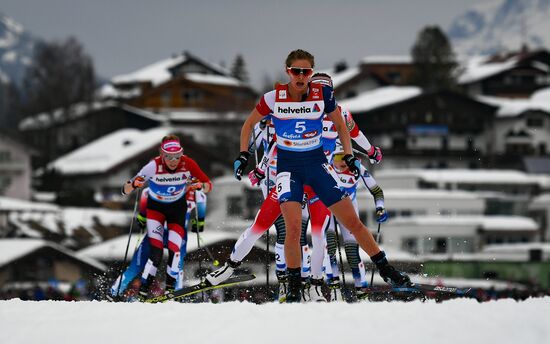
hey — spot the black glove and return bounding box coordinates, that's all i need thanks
[343,154,361,178]
[233,151,250,180]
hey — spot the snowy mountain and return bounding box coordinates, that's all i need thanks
[448,0,550,55]
[0,13,37,86]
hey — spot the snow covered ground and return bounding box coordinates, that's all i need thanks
[1,298,549,344]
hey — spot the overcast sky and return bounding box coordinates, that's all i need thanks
[1,0,483,88]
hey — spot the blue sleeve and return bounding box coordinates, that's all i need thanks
[322,85,336,113]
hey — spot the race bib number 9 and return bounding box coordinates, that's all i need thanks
[276,172,291,201]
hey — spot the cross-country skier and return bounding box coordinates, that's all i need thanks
[324,146,388,301]
[108,187,208,301]
[122,135,212,298]
[231,49,411,302]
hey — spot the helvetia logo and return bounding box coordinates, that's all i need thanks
[313,104,321,112]
[277,106,311,114]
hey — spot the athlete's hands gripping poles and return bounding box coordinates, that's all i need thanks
[248,167,266,186]
[367,146,383,164]
[375,207,388,223]
[343,154,362,179]
[234,151,250,180]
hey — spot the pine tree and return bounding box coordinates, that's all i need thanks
[410,26,459,92]
[231,54,249,83]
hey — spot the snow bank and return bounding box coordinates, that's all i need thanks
[0,298,548,344]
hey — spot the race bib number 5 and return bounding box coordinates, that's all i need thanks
[276,172,291,201]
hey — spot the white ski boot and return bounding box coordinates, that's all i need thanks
[206,260,240,286]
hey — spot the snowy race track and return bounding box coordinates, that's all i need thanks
[1,298,549,344]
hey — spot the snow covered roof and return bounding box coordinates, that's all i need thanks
[338,86,421,113]
[18,101,160,131]
[0,196,59,212]
[483,242,550,254]
[388,215,539,232]
[316,66,361,89]
[110,53,243,88]
[112,54,187,86]
[481,96,550,117]
[459,55,519,84]
[477,93,550,118]
[366,188,482,200]
[184,72,243,87]
[78,231,246,261]
[48,127,172,175]
[9,207,130,243]
[376,169,540,186]
[164,110,248,123]
[0,239,106,271]
[531,193,550,206]
[361,55,412,64]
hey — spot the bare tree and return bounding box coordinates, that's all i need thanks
[22,36,96,118]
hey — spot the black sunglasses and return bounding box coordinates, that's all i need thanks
[287,67,314,77]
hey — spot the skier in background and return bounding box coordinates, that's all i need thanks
[122,134,211,298]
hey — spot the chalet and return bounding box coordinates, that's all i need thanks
[106,51,257,113]
[46,127,230,205]
[340,87,498,170]
[18,101,162,166]
[477,87,550,160]
[321,55,413,100]
[0,239,105,294]
[459,49,550,98]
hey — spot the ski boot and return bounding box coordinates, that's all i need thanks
[301,277,311,302]
[285,269,302,303]
[308,278,328,302]
[206,260,241,286]
[328,277,343,302]
[355,287,369,301]
[372,251,413,288]
[276,270,288,303]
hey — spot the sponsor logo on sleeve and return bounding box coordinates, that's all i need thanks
[278,90,287,99]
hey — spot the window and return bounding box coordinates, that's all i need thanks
[526,117,544,128]
[434,238,447,253]
[345,91,357,99]
[244,188,263,220]
[182,89,203,104]
[401,238,418,254]
[0,151,11,162]
[392,137,406,150]
[226,196,243,216]
[161,91,171,107]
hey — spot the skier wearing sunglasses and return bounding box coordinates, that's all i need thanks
[122,134,212,298]
[233,49,411,302]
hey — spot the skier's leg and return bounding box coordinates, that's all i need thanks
[206,188,281,286]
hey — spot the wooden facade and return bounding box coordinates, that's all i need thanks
[127,77,257,112]
[351,91,498,168]
[462,50,550,98]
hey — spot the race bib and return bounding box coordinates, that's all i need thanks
[276,172,291,201]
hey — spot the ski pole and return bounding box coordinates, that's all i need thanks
[370,222,382,287]
[264,123,270,292]
[358,173,383,287]
[115,187,141,297]
[197,235,220,266]
[333,216,348,300]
